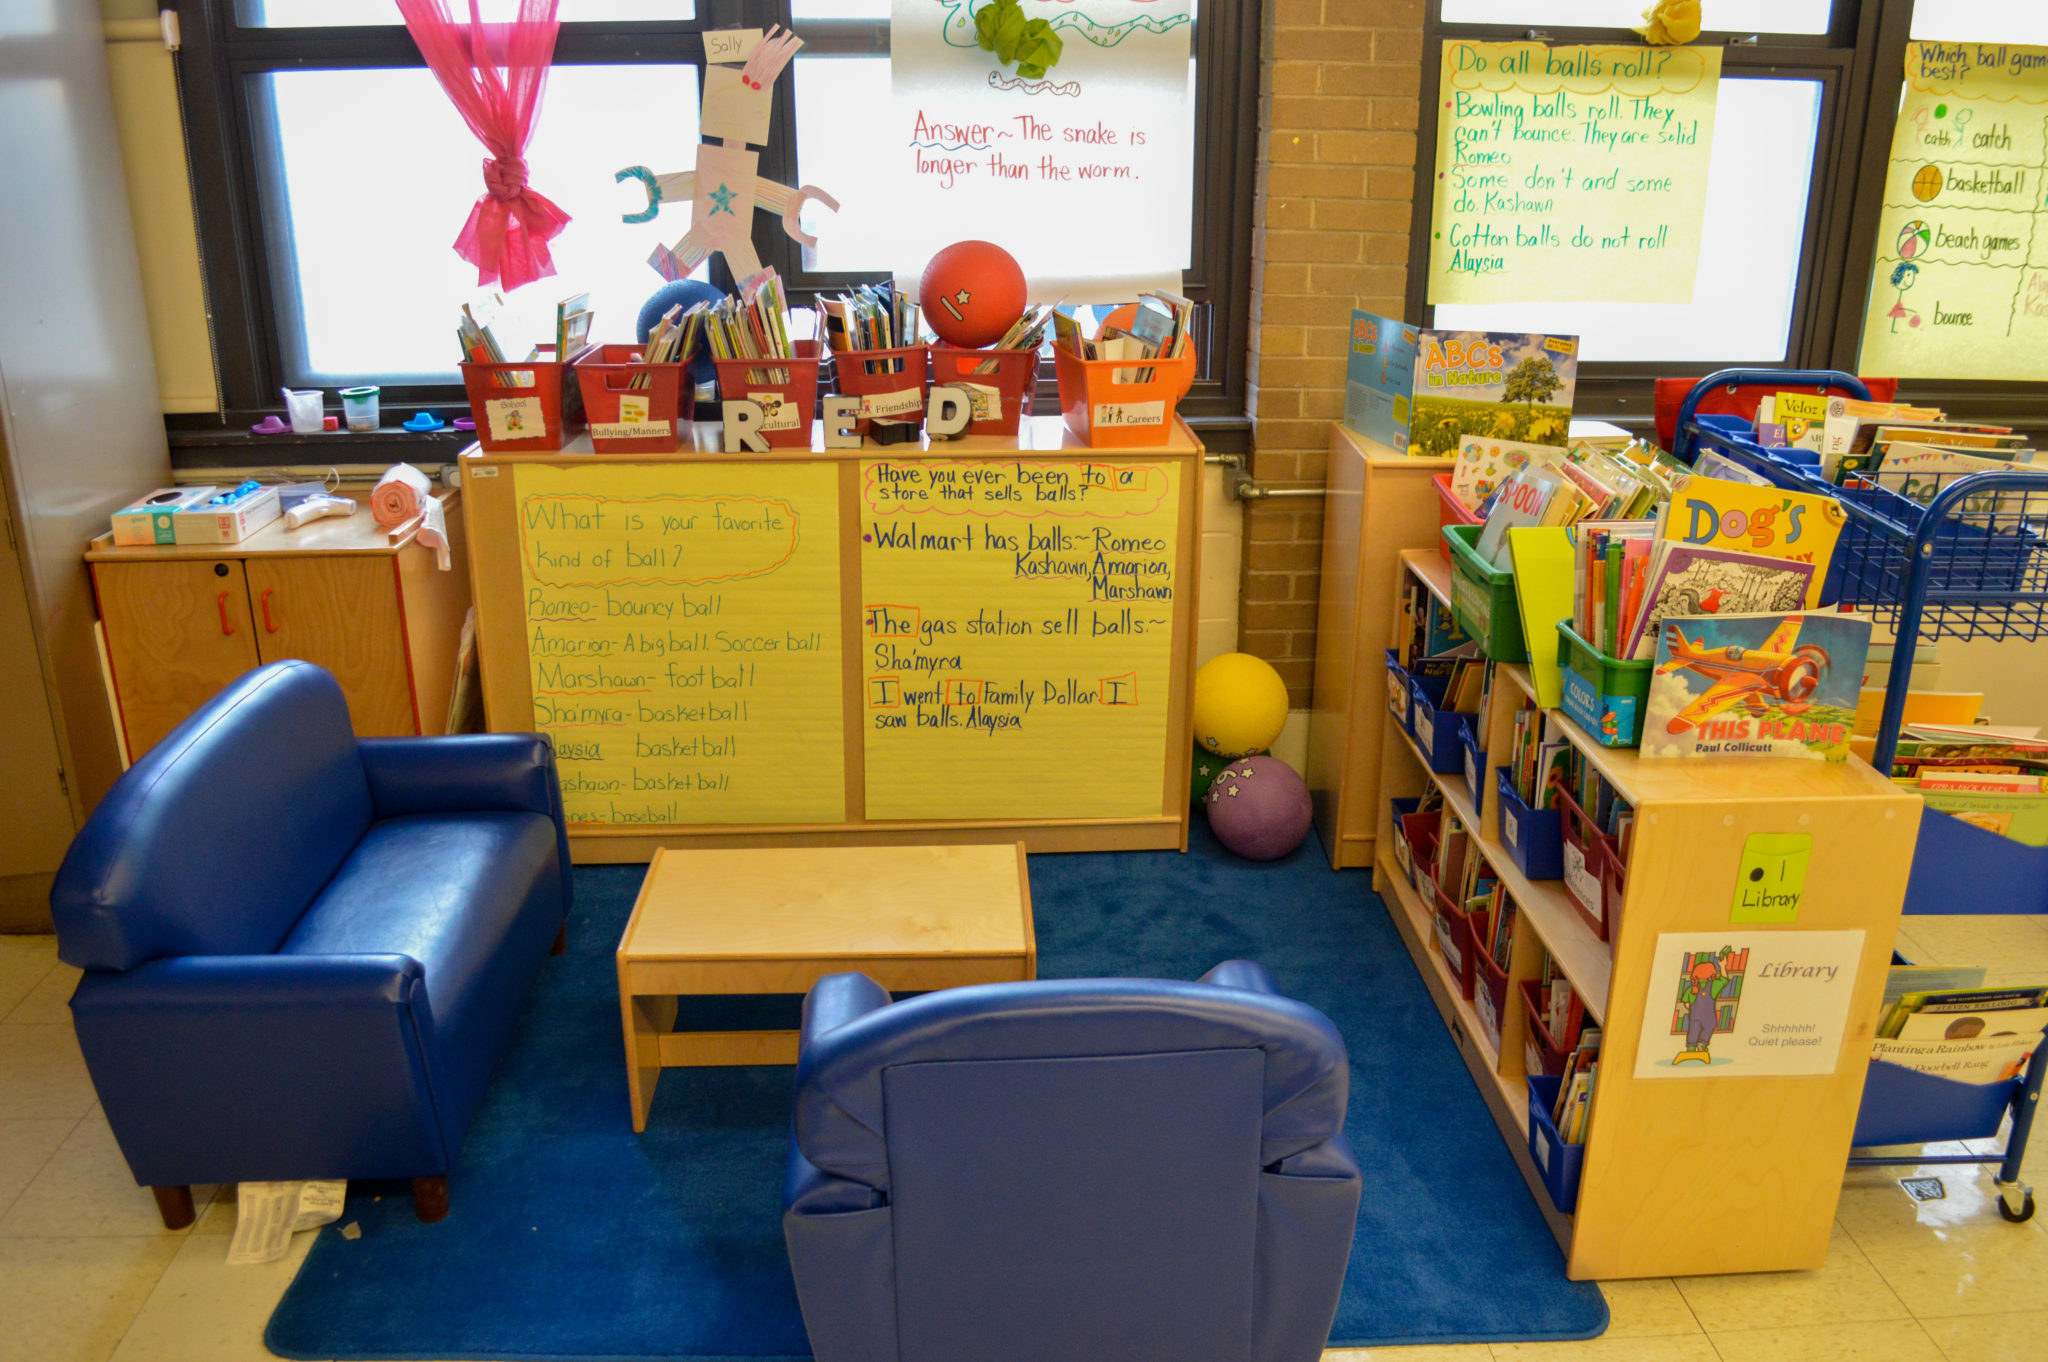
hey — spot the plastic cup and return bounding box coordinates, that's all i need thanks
[283,388,323,434]
[340,385,381,432]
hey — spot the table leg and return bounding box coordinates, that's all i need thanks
[622,991,677,1133]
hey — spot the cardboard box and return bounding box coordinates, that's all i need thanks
[173,486,281,544]
[111,487,216,546]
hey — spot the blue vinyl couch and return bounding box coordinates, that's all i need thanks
[51,661,571,1227]
[783,962,1362,1362]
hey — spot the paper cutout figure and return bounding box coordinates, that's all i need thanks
[615,26,839,282]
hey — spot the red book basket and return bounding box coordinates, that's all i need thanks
[461,344,585,452]
[930,346,1036,436]
[574,344,690,453]
[831,344,928,436]
[713,340,821,450]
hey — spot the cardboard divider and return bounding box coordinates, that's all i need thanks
[830,343,929,436]
[462,344,586,452]
[713,339,822,450]
[573,344,689,453]
[1053,345,1195,448]
[931,346,1035,436]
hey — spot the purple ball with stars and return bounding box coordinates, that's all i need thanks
[1203,755,1313,861]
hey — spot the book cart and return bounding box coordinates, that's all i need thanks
[1676,369,2048,1223]
[1374,547,1919,1278]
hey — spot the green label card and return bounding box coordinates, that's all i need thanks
[1732,833,1812,923]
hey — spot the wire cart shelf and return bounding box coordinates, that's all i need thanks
[1675,369,2045,1222]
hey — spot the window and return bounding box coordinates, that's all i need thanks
[171,0,1255,437]
[1414,0,2048,434]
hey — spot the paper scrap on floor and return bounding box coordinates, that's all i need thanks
[228,1180,347,1265]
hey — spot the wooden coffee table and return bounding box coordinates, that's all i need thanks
[615,842,1035,1131]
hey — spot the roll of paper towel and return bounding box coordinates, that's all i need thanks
[369,463,434,528]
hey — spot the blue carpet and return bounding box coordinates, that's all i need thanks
[267,824,1607,1359]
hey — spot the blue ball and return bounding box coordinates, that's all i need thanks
[636,279,727,386]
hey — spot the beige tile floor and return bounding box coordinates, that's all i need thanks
[3,919,2045,1362]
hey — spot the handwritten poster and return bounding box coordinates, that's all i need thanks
[1858,42,2048,380]
[859,457,1181,819]
[513,463,844,826]
[1427,42,1720,304]
[889,0,1192,300]
[1632,931,1865,1080]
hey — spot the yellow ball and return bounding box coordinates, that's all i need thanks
[1192,652,1290,757]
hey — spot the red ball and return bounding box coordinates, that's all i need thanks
[919,241,1027,349]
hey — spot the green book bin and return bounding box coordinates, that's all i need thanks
[1441,524,1528,663]
[1557,620,1654,747]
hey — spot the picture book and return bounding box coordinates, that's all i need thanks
[1881,984,2048,1037]
[1914,772,2048,845]
[1642,611,1870,761]
[1870,1034,2038,1084]
[1655,476,1847,606]
[1623,544,1816,662]
[1896,1004,2048,1043]
[1407,331,1578,458]
[1475,465,1570,567]
[1341,310,1422,452]
[1450,435,1564,512]
[1771,391,1830,452]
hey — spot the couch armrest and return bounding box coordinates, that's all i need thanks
[800,972,893,1055]
[1200,959,1279,995]
[69,954,452,1185]
[357,735,571,919]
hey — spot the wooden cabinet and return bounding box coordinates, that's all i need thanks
[89,491,470,760]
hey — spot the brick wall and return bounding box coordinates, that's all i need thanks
[1245,0,1425,705]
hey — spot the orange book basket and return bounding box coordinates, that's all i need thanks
[713,339,821,450]
[1053,345,1195,448]
[830,344,928,436]
[574,344,690,453]
[930,346,1036,437]
[461,344,585,452]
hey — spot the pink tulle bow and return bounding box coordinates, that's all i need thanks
[396,0,569,293]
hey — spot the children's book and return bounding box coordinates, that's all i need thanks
[1622,545,1816,661]
[1408,331,1578,458]
[1450,435,1564,512]
[1341,310,1422,452]
[1654,476,1847,606]
[1914,772,2048,845]
[1870,1035,2039,1084]
[1475,465,1568,568]
[1642,611,1870,761]
[1773,392,1830,452]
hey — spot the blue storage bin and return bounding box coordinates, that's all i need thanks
[1495,767,1564,880]
[1460,720,1486,816]
[1408,685,1473,775]
[1854,1059,2023,1147]
[1905,805,2048,916]
[1388,795,1421,880]
[1526,1075,1586,1213]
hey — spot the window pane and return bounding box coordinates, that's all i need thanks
[237,1,695,26]
[1441,1,1830,34]
[1432,79,1821,363]
[795,53,1198,277]
[1911,1,2048,43]
[254,64,702,384]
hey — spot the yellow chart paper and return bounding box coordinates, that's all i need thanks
[860,458,1181,821]
[513,462,844,826]
[1426,41,1720,304]
[1858,42,2048,380]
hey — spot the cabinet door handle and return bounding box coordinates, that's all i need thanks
[216,590,236,636]
[260,587,278,634]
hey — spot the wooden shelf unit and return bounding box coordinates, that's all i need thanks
[1374,550,1921,1279]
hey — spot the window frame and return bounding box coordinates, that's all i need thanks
[167,0,1258,447]
[1403,0,2048,438]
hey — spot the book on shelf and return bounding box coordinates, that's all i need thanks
[1642,611,1870,762]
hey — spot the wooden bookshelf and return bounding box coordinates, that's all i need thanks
[1373,550,1921,1279]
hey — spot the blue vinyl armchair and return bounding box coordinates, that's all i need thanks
[783,962,1362,1362]
[51,661,571,1228]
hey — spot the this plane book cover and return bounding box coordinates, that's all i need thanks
[1643,612,1872,762]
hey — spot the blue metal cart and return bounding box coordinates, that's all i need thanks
[1674,369,2046,1222]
